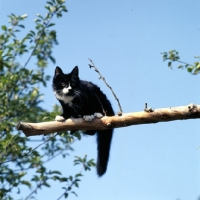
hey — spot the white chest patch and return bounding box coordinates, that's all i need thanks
[54,91,74,105]
[62,96,74,104]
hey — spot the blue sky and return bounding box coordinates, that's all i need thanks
[1,0,200,200]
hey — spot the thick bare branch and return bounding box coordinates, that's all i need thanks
[17,104,200,137]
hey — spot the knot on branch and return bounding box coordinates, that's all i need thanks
[117,111,123,116]
[188,104,199,115]
[107,123,113,128]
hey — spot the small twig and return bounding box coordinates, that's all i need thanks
[95,94,106,116]
[88,58,123,115]
[175,60,192,66]
[56,179,76,200]
[144,103,154,112]
[24,178,48,200]
[43,149,65,164]
[56,165,84,200]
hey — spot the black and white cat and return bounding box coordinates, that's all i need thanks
[52,66,114,176]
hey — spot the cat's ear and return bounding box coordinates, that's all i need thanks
[54,66,63,78]
[71,66,79,77]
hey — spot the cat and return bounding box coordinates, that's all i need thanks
[52,66,114,176]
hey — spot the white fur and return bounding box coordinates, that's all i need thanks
[62,96,74,104]
[94,113,103,118]
[54,91,74,104]
[55,115,65,122]
[62,87,71,94]
[83,115,94,122]
[83,113,103,122]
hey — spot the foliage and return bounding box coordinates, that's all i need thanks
[0,0,95,199]
[161,50,200,75]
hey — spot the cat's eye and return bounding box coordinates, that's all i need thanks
[62,83,66,87]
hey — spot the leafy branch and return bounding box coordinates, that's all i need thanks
[0,1,96,199]
[57,155,95,200]
[0,133,58,165]
[161,50,200,75]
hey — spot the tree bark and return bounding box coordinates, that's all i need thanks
[17,104,200,137]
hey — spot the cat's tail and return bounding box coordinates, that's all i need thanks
[96,129,113,176]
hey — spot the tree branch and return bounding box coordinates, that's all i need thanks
[17,104,200,137]
[88,58,123,115]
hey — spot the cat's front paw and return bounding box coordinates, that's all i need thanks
[94,113,103,119]
[55,115,65,122]
[83,115,94,122]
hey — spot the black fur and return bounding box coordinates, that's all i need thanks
[52,66,114,176]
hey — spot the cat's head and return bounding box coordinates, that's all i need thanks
[53,66,80,101]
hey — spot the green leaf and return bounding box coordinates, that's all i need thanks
[56,13,62,18]
[187,67,193,72]
[69,176,73,181]
[50,170,62,175]
[49,55,56,63]
[18,24,25,28]
[60,177,68,182]
[43,182,51,187]
[1,25,7,31]
[21,180,32,188]
[75,173,83,178]
[47,23,55,27]
[75,182,79,188]
[64,193,68,198]
[67,186,71,191]
[168,61,172,68]
[71,191,78,197]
